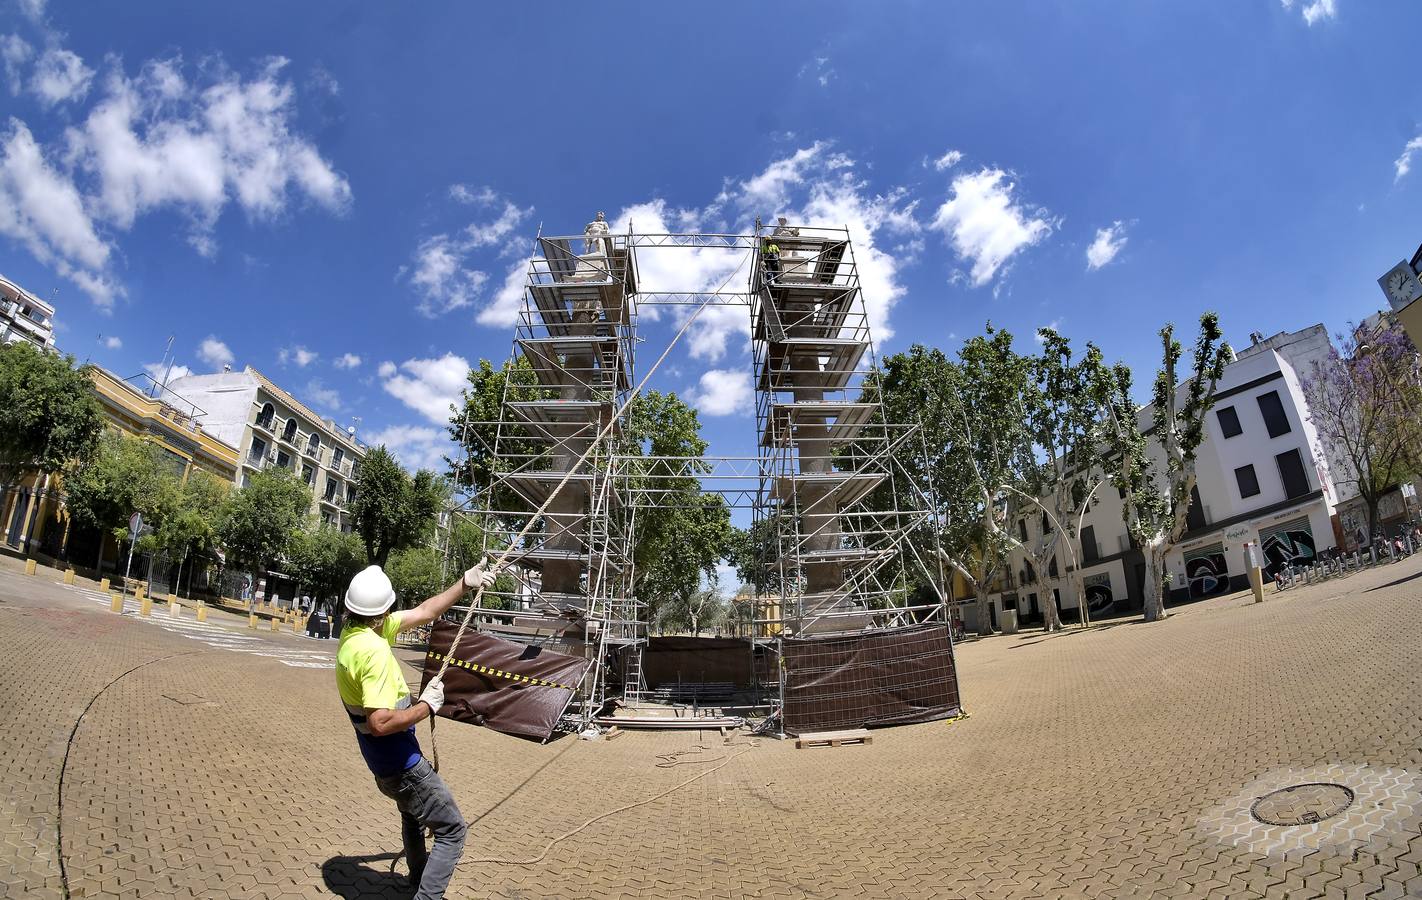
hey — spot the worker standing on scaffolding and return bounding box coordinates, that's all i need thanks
[763,236,782,284]
[336,560,497,899]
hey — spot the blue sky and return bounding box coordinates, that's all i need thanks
[2,0,1419,484]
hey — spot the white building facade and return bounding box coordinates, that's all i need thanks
[0,275,56,351]
[980,324,1345,629]
[165,367,366,531]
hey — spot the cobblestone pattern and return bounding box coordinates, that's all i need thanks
[1,555,1421,897]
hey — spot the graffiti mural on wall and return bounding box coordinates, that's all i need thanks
[1184,543,1231,599]
[1259,516,1315,579]
[1083,573,1115,617]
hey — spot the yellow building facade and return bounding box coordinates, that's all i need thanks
[1,368,240,564]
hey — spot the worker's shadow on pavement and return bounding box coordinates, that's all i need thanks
[321,852,414,899]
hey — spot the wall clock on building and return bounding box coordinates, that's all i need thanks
[1378,261,1422,309]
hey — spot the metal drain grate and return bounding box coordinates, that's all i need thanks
[1250,782,1355,826]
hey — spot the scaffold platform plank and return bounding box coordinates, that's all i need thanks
[763,401,877,448]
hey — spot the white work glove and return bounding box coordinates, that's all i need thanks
[463,558,497,591]
[419,678,445,716]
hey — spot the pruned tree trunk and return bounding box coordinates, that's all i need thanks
[975,585,993,636]
[1142,538,1168,622]
[1040,582,1064,632]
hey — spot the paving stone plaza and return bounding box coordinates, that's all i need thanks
[2,554,1420,899]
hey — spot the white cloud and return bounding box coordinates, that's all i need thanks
[303,378,342,412]
[475,256,532,328]
[1086,220,1129,271]
[737,141,831,211]
[70,56,352,254]
[197,335,234,367]
[1,35,32,94]
[101,335,121,349]
[279,345,316,367]
[931,149,963,172]
[690,369,752,416]
[0,51,349,307]
[929,167,1055,287]
[1394,135,1422,182]
[30,47,92,106]
[377,360,396,378]
[144,361,192,384]
[407,197,531,317]
[16,0,46,23]
[1281,0,1337,25]
[448,183,496,205]
[0,118,118,307]
[364,423,451,472]
[333,352,361,369]
[798,56,834,88]
[381,353,469,425]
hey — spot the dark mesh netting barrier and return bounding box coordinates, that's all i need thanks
[642,637,759,689]
[780,624,961,734]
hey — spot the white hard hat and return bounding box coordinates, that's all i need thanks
[345,565,396,616]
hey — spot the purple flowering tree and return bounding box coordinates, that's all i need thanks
[1301,324,1421,540]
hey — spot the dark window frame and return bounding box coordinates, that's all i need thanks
[1234,464,1260,498]
[1257,390,1292,439]
[1275,448,1310,499]
[1216,405,1243,439]
[1081,525,1100,563]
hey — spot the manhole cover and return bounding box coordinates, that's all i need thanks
[1250,782,1355,826]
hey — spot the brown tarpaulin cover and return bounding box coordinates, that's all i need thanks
[419,622,591,742]
[780,624,960,734]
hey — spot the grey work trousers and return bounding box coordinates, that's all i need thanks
[373,757,466,900]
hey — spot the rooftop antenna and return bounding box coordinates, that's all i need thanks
[158,334,176,398]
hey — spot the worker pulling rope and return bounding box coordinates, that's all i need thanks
[335,235,753,898]
[428,247,753,771]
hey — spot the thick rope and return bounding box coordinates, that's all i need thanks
[429,250,752,768]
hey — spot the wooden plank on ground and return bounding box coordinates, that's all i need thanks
[795,728,872,749]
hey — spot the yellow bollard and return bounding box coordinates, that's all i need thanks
[139,595,152,617]
[293,616,304,634]
[134,584,145,601]
[100,577,110,592]
[110,592,123,613]
[64,569,75,585]
[168,600,180,618]
[196,604,208,623]
[248,612,258,629]
[270,616,280,632]
[24,559,37,576]
[167,592,177,603]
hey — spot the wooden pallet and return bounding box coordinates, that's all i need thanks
[794,728,872,749]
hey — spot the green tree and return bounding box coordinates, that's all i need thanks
[139,470,230,596]
[287,524,365,607]
[1100,313,1231,622]
[622,390,734,624]
[654,585,728,636]
[446,511,516,610]
[216,467,310,589]
[0,342,104,548]
[1012,329,1112,632]
[447,357,554,502]
[870,331,1037,636]
[349,447,443,566]
[385,546,445,610]
[63,432,175,570]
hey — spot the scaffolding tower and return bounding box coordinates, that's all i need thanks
[460,219,953,733]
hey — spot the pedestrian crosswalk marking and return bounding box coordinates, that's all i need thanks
[67,585,335,669]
